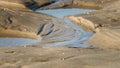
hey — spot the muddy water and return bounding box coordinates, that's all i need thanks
[0,8,93,47]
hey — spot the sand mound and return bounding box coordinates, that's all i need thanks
[67,16,95,31]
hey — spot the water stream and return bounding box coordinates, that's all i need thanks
[36,8,94,47]
[0,38,39,46]
[0,8,93,47]
[36,8,93,18]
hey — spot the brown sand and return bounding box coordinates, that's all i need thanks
[0,0,120,68]
[68,0,120,49]
[0,29,40,39]
[0,46,120,68]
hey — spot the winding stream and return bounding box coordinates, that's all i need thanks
[0,8,93,47]
[36,8,94,47]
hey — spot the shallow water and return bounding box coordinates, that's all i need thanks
[36,8,94,47]
[36,8,93,18]
[0,38,39,46]
[39,19,93,47]
[0,8,93,47]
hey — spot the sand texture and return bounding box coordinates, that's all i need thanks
[0,0,120,68]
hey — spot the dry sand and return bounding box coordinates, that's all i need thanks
[0,0,120,68]
[0,46,120,68]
